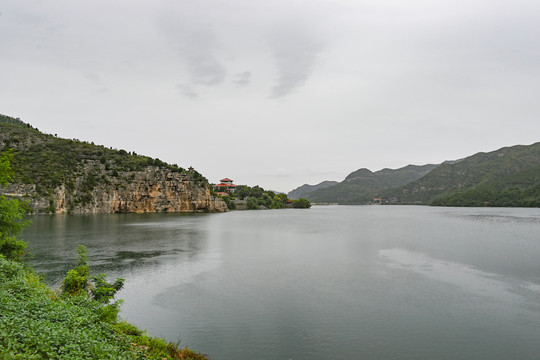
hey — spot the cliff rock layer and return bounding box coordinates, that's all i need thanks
[4,165,228,214]
[0,120,228,214]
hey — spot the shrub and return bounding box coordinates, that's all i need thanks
[61,245,90,296]
[114,320,143,336]
[0,149,30,261]
[0,256,135,359]
[246,197,259,210]
[292,198,311,208]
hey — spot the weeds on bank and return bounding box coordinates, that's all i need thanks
[0,252,209,360]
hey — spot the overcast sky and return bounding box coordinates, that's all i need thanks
[1,0,539,192]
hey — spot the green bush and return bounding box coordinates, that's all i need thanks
[0,250,210,359]
[220,195,236,210]
[61,245,125,325]
[230,185,297,209]
[0,256,136,359]
[247,197,259,210]
[0,149,30,261]
[61,245,90,296]
[292,198,311,208]
[114,320,143,336]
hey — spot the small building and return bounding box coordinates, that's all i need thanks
[213,178,237,193]
[220,178,234,185]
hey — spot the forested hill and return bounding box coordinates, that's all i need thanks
[383,142,540,207]
[289,142,540,207]
[302,164,438,204]
[288,181,339,200]
[0,114,227,214]
[0,114,30,128]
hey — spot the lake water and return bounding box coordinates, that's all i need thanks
[22,206,540,359]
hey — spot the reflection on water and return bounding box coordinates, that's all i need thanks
[444,206,540,225]
[455,214,540,224]
[23,213,213,285]
[380,248,540,308]
[22,206,540,360]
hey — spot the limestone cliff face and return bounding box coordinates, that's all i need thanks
[0,121,228,214]
[3,163,228,214]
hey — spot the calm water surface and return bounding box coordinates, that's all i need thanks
[22,206,540,359]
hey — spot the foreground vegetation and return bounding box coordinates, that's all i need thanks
[0,149,209,359]
[0,252,209,359]
[0,255,209,359]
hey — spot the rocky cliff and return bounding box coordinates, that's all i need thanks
[3,165,228,214]
[0,118,227,214]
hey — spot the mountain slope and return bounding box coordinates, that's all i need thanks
[305,164,438,204]
[0,115,227,214]
[383,142,540,206]
[287,181,339,200]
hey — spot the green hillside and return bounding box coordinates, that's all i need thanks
[0,114,212,213]
[305,164,438,204]
[384,142,540,207]
[0,114,31,128]
[287,181,339,200]
[0,117,204,192]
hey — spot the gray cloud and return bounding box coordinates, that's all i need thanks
[233,71,251,86]
[269,23,324,98]
[160,14,226,93]
[176,83,198,98]
[180,31,226,86]
[83,71,109,94]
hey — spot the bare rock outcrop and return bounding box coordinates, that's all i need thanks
[3,164,228,214]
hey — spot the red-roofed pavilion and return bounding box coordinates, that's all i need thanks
[213,178,237,193]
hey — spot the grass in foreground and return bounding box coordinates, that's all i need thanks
[0,255,208,360]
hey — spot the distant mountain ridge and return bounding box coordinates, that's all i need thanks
[289,142,540,207]
[299,164,438,204]
[288,181,339,200]
[383,142,540,206]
